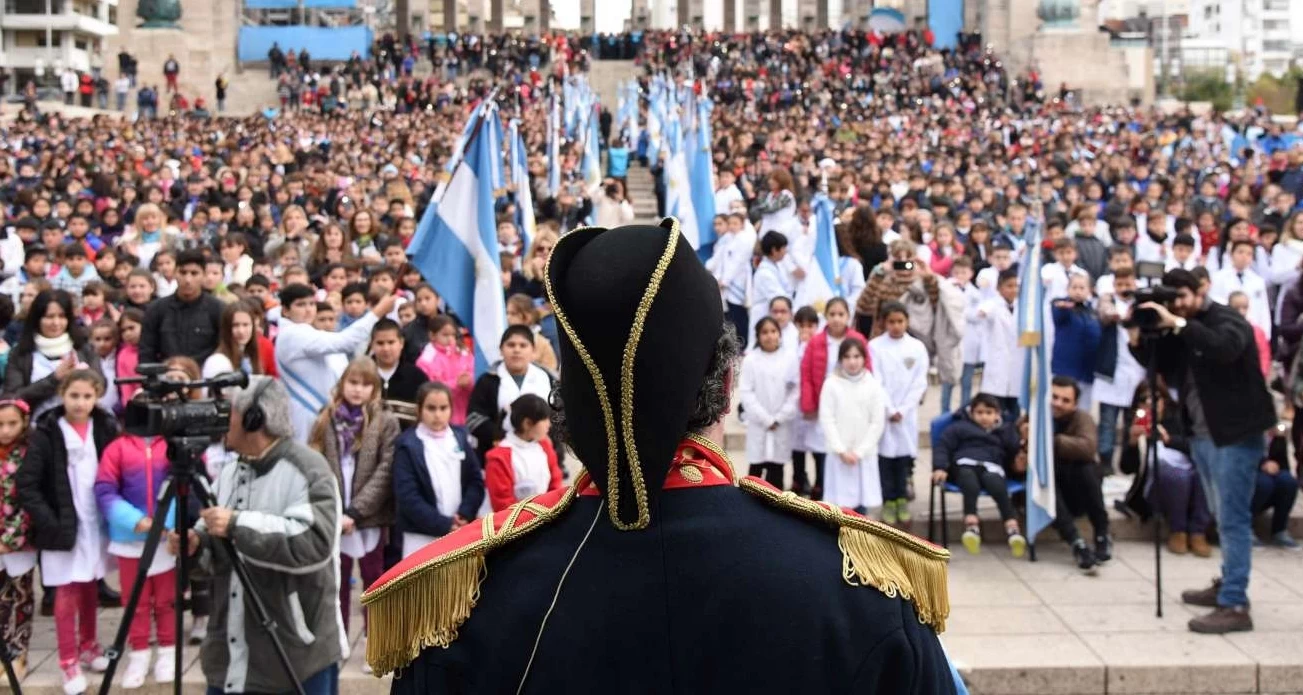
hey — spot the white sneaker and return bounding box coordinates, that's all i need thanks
[61,663,87,695]
[153,646,176,684]
[189,616,208,645]
[122,650,151,690]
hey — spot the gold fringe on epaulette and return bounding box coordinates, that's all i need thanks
[839,526,950,633]
[364,553,486,677]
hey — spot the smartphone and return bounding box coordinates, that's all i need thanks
[1133,408,1151,431]
[892,260,914,271]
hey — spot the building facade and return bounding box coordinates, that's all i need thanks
[1183,0,1300,80]
[0,0,119,89]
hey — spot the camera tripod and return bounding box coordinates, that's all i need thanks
[97,435,305,695]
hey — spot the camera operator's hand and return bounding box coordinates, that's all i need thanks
[341,516,356,535]
[168,529,201,557]
[54,352,77,380]
[1137,301,1179,330]
[135,518,153,534]
[201,507,237,538]
[931,470,948,484]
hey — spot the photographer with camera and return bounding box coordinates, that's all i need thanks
[592,178,634,229]
[1128,268,1277,635]
[170,376,343,695]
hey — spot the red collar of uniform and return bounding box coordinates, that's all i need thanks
[579,434,736,497]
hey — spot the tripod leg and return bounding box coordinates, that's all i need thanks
[175,477,190,695]
[0,642,21,695]
[98,481,178,695]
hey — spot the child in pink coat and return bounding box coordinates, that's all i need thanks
[415,315,475,426]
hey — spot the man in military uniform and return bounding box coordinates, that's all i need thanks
[363,219,958,693]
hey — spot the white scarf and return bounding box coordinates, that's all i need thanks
[415,425,465,519]
[504,432,550,501]
[34,333,74,359]
[495,362,551,428]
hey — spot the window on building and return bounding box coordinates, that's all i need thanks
[108,5,116,23]
[74,39,88,50]
[1263,40,1291,53]
[1204,6,1212,19]
[36,33,64,48]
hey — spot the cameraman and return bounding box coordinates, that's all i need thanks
[1128,268,1276,635]
[593,178,634,229]
[172,377,343,694]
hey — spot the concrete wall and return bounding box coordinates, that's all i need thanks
[104,0,240,102]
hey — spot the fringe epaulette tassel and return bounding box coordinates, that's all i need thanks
[839,526,950,632]
[364,553,486,676]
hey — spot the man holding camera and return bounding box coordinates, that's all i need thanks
[1129,269,1276,634]
[172,377,344,695]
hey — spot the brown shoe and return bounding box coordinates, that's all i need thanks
[1181,578,1222,608]
[1189,533,1213,558]
[1167,532,1188,554]
[1189,605,1253,634]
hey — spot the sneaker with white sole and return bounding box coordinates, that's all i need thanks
[61,663,87,695]
[189,616,208,645]
[154,646,176,684]
[961,525,982,555]
[1007,532,1027,558]
[122,650,151,690]
[80,647,109,673]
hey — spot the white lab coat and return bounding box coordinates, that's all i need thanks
[837,256,866,302]
[749,258,790,345]
[960,282,985,364]
[1093,299,1146,408]
[706,229,756,308]
[1209,266,1271,333]
[818,370,886,510]
[739,347,800,464]
[977,298,1024,399]
[1269,240,1303,290]
[870,334,930,459]
[275,312,379,442]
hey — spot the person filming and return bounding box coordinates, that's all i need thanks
[1128,268,1276,634]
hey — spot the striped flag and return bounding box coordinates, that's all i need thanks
[1017,225,1056,544]
[508,119,536,251]
[683,96,716,257]
[408,112,507,376]
[547,92,561,197]
[809,193,839,304]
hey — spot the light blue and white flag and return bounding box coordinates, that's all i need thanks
[646,76,666,165]
[1017,225,1056,544]
[484,105,505,192]
[508,119,536,251]
[547,92,561,196]
[582,102,603,193]
[683,95,717,258]
[810,193,839,303]
[409,112,507,376]
[445,99,487,175]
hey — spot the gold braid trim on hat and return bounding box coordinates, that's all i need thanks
[361,480,583,676]
[543,219,681,530]
[738,478,951,633]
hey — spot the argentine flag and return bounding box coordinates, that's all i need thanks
[409,114,507,376]
[547,93,561,196]
[509,119,536,251]
[806,193,838,307]
[1017,225,1056,547]
[582,103,603,192]
[683,97,717,258]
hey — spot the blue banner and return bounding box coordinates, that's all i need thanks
[238,26,372,62]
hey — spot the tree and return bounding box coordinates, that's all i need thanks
[1180,70,1234,113]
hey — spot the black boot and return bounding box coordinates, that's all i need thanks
[98,579,121,607]
[1072,540,1098,576]
[1094,535,1113,563]
[40,587,54,617]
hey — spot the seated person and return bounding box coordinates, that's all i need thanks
[931,394,1027,557]
[1254,429,1300,549]
[1122,381,1213,557]
[1049,376,1112,574]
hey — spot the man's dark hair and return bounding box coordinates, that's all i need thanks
[500,324,535,347]
[279,283,316,308]
[968,393,1002,413]
[24,245,49,261]
[1051,375,1080,400]
[371,317,402,340]
[246,274,271,290]
[1229,238,1256,254]
[1161,268,1200,292]
[316,301,334,314]
[61,242,87,259]
[760,231,788,256]
[341,282,368,301]
[1172,233,1196,248]
[176,248,207,271]
[997,268,1019,286]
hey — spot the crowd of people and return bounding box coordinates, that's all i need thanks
[0,23,1297,694]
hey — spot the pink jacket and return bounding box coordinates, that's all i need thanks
[799,328,869,415]
[928,240,964,277]
[117,343,141,403]
[1252,324,1271,381]
[416,341,475,425]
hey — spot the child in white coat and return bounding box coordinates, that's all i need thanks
[869,302,931,525]
[740,317,800,486]
[818,338,886,514]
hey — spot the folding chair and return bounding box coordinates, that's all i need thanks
[925,411,1029,557]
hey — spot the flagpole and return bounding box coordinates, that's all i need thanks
[434,85,501,204]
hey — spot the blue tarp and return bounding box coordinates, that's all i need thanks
[244,0,357,8]
[238,26,372,62]
[927,0,963,50]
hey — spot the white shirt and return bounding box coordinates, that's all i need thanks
[1042,262,1089,300]
[402,426,465,558]
[1209,266,1271,333]
[714,184,744,213]
[869,333,930,458]
[501,432,551,502]
[40,419,107,586]
[739,347,800,464]
[275,313,380,442]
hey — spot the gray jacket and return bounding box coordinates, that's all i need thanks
[196,438,343,693]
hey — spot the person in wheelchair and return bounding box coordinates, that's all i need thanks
[931,393,1028,557]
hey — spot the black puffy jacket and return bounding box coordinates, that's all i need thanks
[17,406,119,551]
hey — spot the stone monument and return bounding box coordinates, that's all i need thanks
[137,0,182,27]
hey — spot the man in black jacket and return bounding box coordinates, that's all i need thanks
[139,249,224,364]
[1130,269,1276,635]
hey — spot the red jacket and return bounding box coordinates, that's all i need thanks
[799,328,869,415]
[257,334,279,377]
[484,438,562,512]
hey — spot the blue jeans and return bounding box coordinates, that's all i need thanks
[939,363,978,414]
[1097,403,1124,471]
[1190,435,1264,608]
[206,664,338,695]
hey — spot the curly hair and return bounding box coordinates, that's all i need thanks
[550,322,740,445]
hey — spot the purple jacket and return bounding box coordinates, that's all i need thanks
[93,435,175,544]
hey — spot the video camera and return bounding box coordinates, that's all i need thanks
[1124,286,1182,332]
[119,364,249,440]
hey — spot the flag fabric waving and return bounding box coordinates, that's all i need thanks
[1017,225,1056,548]
[683,95,716,258]
[508,119,536,252]
[408,112,506,376]
[547,92,561,197]
[810,193,839,304]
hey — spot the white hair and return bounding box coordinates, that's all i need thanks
[231,376,293,439]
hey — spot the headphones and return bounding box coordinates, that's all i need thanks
[241,377,276,433]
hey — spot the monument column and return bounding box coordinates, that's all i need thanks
[490,0,504,31]
[444,0,457,31]
[677,0,689,26]
[769,0,781,29]
[538,0,549,31]
[724,0,736,31]
[817,0,827,28]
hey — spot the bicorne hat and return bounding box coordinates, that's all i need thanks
[545,218,723,530]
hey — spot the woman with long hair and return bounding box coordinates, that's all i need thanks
[264,204,314,261]
[308,357,398,651]
[307,222,356,276]
[202,303,265,384]
[349,209,380,254]
[3,289,101,415]
[750,167,798,237]
[1269,211,1303,289]
[843,203,887,278]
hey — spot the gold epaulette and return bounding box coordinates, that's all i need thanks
[738,477,951,632]
[360,475,584,676]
